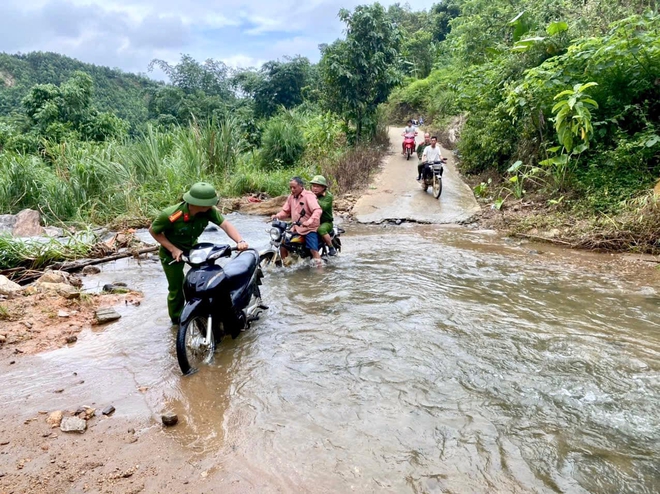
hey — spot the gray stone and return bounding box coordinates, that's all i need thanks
[12,209,43,237]
[0,214,17,233]
[0,275,22,298]
[43,226,64,237]
[95,308,121,324]
[102,405,115,416]
[102,284,129,294]
[82,265,101,275]
[60,416,87,433]
[65,335,77,344]
[161,412,178,426]
[57,310,70,318]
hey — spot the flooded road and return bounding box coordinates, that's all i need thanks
[2,215,659,493]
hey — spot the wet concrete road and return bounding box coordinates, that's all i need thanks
[352,127,480,224]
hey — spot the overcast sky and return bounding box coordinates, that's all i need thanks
[0,0,436,78]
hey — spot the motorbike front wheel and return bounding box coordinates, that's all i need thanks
[176,315,215,375]
[406,148,411,160]
[433,174,442,198]
[259,250,282,267]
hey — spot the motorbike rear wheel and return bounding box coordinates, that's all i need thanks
[176,315,215,375]
[332,237,342,252]
[433,174,442,198]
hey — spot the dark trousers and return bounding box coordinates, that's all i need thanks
[418,163,443,180]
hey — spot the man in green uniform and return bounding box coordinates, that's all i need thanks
[149,182,249,324]
[309,175,336,256]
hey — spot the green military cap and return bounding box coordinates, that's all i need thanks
[183,182,218,207]
[310,175,328,187]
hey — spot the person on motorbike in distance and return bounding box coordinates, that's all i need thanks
[402,119,417,155]
[309,175,336,256]
[271,177,322,262]
[419,136,444,181]
[149,182,249,325]
[416,133,431,164]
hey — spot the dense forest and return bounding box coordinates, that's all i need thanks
[0,0,659,252]
[385,0,659,251]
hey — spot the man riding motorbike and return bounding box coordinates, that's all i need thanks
[271,177,322,262]
[402,119,417,155]
[309,175,336,256]
[418,136,444,181]
[416,133,431,163]
[149,182,249,325]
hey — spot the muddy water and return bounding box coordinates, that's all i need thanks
[2,214,659,493]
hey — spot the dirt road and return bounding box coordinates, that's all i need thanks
[352,127,480,223]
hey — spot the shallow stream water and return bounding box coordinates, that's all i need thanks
[2,214,658,493]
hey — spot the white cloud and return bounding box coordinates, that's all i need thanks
[0,0,439,76]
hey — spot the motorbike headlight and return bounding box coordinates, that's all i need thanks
[270,228,281,241]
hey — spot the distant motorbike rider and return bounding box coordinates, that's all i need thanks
[271,177,322,262]
[418,136,444,181]
[310,175,336,256]
[416,133,431,162]
[401,120,417,155]
[149,182,249,324]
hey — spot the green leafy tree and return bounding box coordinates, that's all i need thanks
[254,57,313,118]
[430,0,461,42]
[20,71,127,142]
[319,3,402,141]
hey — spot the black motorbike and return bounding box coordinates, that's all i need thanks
[420,159,446,199]
[259,219,344,266]
[175,243,266,375]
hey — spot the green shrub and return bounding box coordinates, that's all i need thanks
[260,114,305,169]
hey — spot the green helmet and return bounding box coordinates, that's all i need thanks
[183,182,218,207]
[310,175,328,187]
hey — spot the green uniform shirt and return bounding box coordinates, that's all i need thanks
[151,202,225,254]
[416,142,426,160]
[317,191,334,225]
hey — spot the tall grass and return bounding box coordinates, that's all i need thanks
[0,116,309,225]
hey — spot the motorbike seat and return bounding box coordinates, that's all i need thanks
[223,250,258,290]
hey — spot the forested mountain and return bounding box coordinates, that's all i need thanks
[0,52,160,126]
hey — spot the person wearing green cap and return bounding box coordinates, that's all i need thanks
[149,182,249,324]
[310,175,336,256]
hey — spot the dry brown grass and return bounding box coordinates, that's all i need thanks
[322,146,388,195]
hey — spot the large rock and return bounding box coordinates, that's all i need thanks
[37,270,69,285]
[12,209,43,237]
[0,275,23,298]
[241,195,288,216]
[95,308,121,324]
[38,282,80,299]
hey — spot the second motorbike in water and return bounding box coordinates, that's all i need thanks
[259,219,344,266]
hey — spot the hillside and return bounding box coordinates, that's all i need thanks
[0,51,160,127]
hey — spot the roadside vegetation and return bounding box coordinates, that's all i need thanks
[0,4,395,235]
[384,0,660,253]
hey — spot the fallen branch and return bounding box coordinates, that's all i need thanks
[52,246,159,271]
[3,246,158,285]
[514,233,575,247]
